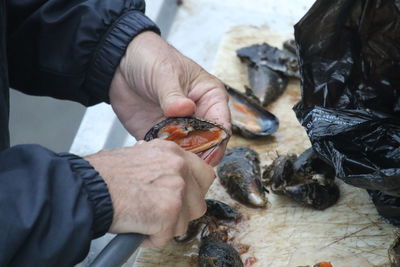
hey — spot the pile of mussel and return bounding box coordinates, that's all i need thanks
[227,39,299,139]
[217,146,340,211]
[175,199,247,267]
[262,148,340,210]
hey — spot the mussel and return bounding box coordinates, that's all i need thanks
[217,146,268,208]
[284,177,340,210]
[388,235,400,267]
[144,117,229,156]
[263,154,297,195]
[293,148,335,180]
[237,42,300,79]
[225,85,279,138]
[236,42,299,107]
[205,199,242,222]
[199,237,244,267]
[175,199,242,243]
[263,149,340,210]
[283,39,297,56]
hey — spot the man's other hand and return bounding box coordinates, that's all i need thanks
[85,140,215,247]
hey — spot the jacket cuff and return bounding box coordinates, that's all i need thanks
[84,10,160,105]
[59,153,114,239]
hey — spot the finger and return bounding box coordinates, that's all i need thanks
[179,177,207,222]
[159,88,196,117]
[189,85,231,132]
[173,206,191,237]
[200,95,231,132]
[182,150,216,194]
[141,235,172,248]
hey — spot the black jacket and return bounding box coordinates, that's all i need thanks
[0,0,159,265]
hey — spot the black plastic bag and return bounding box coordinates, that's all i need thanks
[293,0,400,197]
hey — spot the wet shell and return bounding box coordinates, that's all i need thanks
[283,39,297,56]
[174,217,205,243]
[246,64,288,106]
[217,146,268,208]
[263,150,340,210]
[284,178,340,210]
[236,42,300,78]
[293,148,335,180]
[199,238,244,267]
[388,235,400,267]
[225,85,279,138]
[262,154,297,195]
[175,200,241,243]
[144,117,229,154]
[205,199,242,222]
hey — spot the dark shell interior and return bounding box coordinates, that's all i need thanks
[144,117,229,154]
[225,85,279,138]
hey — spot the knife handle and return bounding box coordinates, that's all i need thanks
[89,233,146,267]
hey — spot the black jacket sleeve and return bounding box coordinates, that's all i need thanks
[0,145,113,266]
[6,0,160,106]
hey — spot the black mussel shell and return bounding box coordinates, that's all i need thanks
[263,150,340,210]
[293,148,336,180]
[283,39,297,55]
[217,146,268,208]
[262,154,297,194]
[236,42,300,79]
[284,179,340,210]
[175,200,241,243]
[247,64,288,106]
[199,238,244,267]
[174,218,205,243]
[388,235,400,267]
[225,85,279,138]
[144,116,229,154]
[205,199,242,222]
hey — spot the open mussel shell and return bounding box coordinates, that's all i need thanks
[144,117,230,155]
[225,85,279,138]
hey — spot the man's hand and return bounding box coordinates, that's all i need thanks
[109,31,231,166]
[85,140,215,247]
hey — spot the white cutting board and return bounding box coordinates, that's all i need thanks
[133,26,396,267]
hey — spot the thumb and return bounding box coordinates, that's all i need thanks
[161,91,196,117]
